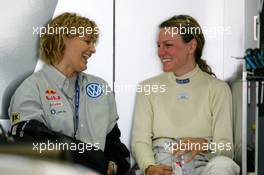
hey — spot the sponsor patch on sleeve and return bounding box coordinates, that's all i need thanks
[11,112,20,123]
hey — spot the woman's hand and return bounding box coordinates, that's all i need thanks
[106,162,114,175]
[145,165,173,175]
[173,137,208,162]
[106,161,117,175]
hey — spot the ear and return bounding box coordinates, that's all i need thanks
[188,38,197,54]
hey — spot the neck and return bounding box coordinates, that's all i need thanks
[174,63,196,77]
[173,55,196,76]
[53,63,76,78]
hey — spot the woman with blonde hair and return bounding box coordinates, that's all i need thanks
[9,12,129,175]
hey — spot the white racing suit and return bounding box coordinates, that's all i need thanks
[135,138,240,175]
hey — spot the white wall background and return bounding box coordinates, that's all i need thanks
[223,0,245,81]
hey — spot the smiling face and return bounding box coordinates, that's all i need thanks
[55,35,96,76]
[157,28,197,76]
[39,12,99,77]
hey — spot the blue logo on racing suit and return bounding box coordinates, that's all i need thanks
[86,83,103,98]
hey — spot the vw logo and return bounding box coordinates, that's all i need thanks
[86,83,103,98]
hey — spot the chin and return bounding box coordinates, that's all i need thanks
[81,64,87,71]
[163,67,173,72]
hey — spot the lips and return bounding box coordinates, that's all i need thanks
[82,53,91,60]
[161,58,172,63]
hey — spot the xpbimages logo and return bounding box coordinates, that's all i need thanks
[164,140,232,154]
[163,25,231,38]
[32,24,99,37]
[100,84,167,96]
[32,140,100,153]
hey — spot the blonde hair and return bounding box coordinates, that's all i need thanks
[39,12,98,65]
[159,15,216,77]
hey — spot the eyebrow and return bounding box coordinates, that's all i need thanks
[83,36,93,40]
[157,40,175,43]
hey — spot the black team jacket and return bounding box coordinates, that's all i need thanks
[9,120,130,175]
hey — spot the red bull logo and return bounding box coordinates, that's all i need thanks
[45,89,57,94]
[45,89,61,101]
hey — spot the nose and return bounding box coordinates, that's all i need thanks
[158,45,165,57]
[89,43,96,54]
